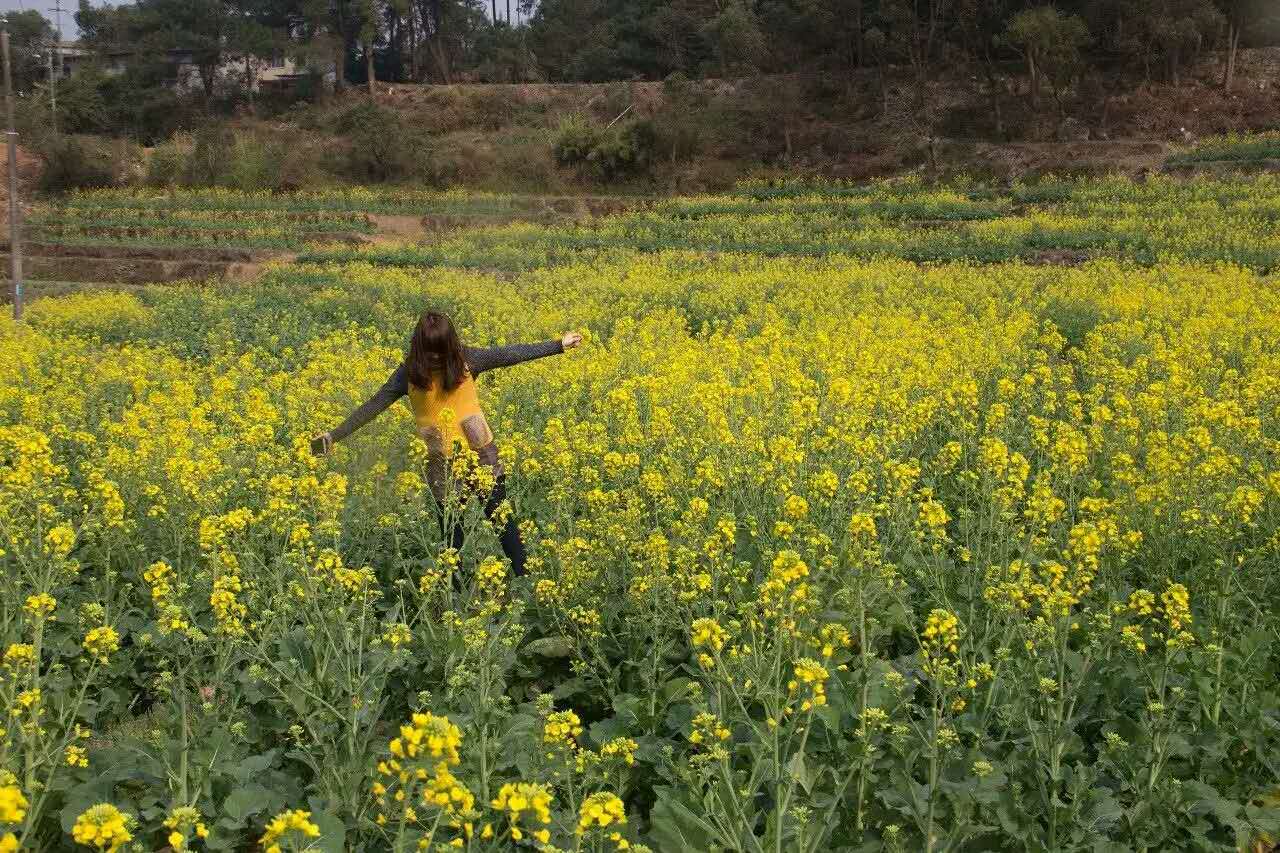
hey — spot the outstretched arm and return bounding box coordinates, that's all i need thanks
[313,364,409,453]
[466,332,582,377]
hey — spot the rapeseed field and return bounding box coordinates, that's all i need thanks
[2,177,1278,851]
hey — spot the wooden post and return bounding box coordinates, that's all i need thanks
[2,29,22,321]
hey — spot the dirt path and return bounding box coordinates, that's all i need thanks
[225,253,299,282]
[366,214,429,245]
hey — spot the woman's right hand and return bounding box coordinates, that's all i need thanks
[310,432,334,456]
[562,331,583,350]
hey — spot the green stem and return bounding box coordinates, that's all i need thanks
[773,721,784,853]
[925,700,942,853]
[478,665,491,802]
[1211,577,1228,725]
[180,677,190,805]
[854,583,870,838]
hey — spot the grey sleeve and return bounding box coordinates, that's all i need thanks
[330,363,409,442]
[465,340,564,377]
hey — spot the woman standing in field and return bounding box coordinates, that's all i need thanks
[312,311,582,577]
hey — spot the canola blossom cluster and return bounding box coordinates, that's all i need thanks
[0,177,1278,851]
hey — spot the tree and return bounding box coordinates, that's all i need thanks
[79,0,234,99]
[863,25,888,115]
[142,0,234,98]
[362,0,383,95]
[387,0,410,81]
[3,10,54,94]
[1094,0,1219,84]
[703,0,766,77]
[1216,0,1277,89]
[471,22,541,81]
[955,0,1012,137]
[405,0,490,82]
[881,0,953,82]
[76,0,136,47]
[1004,7,1089,107]
[290,0,358,92]
[226,0,287,106]
[648,0,713,76]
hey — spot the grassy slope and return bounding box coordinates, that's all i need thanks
[255,48,1280,194]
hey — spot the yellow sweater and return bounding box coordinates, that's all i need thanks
[407,371,494,455]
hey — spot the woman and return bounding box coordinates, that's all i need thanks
[313,311,582,577]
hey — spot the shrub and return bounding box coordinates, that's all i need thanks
[255,73,326,118]
[146,135,193,187]
[654,73,710,163]
[336,102,417,182]
[185,123,237,187]
[553,115,655,180]
[52,68,113,135]
[552,115,601,166]
[143,126,323,192]
[38,136,122,194]
[66,65,197,145]
[588,118,656,180]
[224,136,280,191]
[122,86,196,146]
[490,129,559,191]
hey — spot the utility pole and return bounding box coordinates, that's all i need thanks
[50,0,65,135]
[48,49,58,135]
[2,29,23,321]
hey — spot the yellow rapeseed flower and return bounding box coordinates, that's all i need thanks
[71,804,133,851]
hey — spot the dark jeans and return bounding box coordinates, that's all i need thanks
[440,474,527,578]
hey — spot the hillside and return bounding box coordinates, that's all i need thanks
[240,48,1280,193]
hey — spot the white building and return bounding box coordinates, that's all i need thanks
[52,41,309,93]
[168,49,304,92]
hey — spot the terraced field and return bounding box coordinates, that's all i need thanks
[9,189,641,287]
[299,176,1280,271]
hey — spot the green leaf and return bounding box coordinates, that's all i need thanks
[552,677,588,700]
[1082,791,1124,832]
[662,676,693,700]
[231,751,278,784]
[612,692,645,727]
[787,750,816,795]
[223,785,272,824]
[590,715,630,745]
[812,702,841,734]
[648,786,715,853]
[308,809,349,853]
[523,635,575,658]
[1183,779,1239,825]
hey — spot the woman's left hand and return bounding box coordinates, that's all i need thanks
[562,331,583,350]
[310,432,334,456]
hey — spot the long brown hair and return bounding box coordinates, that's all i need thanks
[406,311,467,391]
